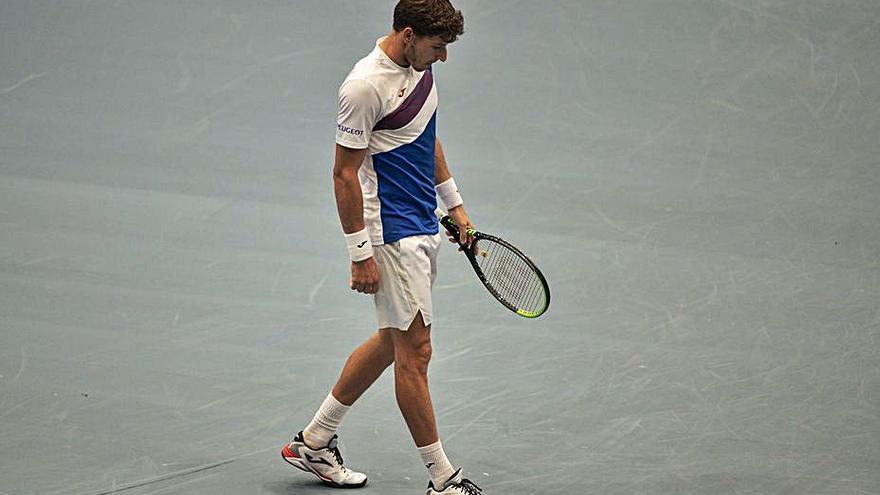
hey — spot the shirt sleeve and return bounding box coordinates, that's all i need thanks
[336,79,382,149]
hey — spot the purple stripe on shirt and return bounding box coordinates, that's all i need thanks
[373,68,433,131]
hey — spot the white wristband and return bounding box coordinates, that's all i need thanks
[435,177,463,210]
[344,228,373,262]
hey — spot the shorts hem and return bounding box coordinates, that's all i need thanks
[377,307,432,331]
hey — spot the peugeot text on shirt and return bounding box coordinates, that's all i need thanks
[337,124,365,137]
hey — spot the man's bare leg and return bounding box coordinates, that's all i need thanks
[389,312,438,447]
[389,312,458,489]
[300,330,394,449]
[331,329,395,405]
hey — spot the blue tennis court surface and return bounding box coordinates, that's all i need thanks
[1,1,878,493]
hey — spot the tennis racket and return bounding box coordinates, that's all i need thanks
[441,215,550,318]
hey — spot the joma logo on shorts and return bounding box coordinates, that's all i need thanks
[337,124,365,137]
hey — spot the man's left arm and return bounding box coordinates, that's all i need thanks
[434,138,474,248]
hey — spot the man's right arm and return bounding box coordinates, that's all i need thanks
[333,143,379,294]
[333,144,369,234]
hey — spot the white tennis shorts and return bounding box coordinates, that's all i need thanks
[373,233,442,331]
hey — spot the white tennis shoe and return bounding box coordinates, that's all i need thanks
[281,432,367,488]
[427,468,483,495]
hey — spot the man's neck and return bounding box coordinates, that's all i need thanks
[379,33,409,68]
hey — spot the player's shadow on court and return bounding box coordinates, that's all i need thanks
[265,478,411,494]
[264,479,359,494]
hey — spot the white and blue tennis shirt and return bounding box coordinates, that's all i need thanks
[335,38,440,245]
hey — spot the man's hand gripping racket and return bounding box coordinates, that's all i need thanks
[441,215,551,318]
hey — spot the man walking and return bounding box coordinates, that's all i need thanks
[281,2,483,494]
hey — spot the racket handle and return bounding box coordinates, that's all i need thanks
[440,215,476,249]
[440,215,460,239]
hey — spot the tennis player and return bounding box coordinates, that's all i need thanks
[281,1,483,494]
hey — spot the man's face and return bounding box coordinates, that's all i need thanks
[404,34,449,71]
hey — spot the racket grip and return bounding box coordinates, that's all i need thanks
[440,215,460,239]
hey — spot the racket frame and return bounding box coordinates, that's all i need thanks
[440,216,550,318]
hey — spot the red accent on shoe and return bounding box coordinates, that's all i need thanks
[281,444,299,458]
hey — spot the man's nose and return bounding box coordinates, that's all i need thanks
[437,47,447,63]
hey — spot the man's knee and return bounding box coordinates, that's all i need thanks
[390,313,432,375]
[396,338,432,372]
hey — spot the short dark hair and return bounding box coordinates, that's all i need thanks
[393,0,464,43]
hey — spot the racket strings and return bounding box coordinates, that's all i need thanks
[475,239,546,312]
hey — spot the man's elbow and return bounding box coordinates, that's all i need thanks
[332,165,357,186]
[333,144,367,184]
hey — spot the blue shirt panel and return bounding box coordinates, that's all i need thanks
[372,113,439,244]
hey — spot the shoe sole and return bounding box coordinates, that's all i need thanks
[281,446,367,489]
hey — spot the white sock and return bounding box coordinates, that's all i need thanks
[303,393,350,448]
[418,440,456,489]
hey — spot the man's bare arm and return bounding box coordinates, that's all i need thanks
[434,138,475,248]
[434,139,453,186]
[333,143,379,294]
[333,144,369,234]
